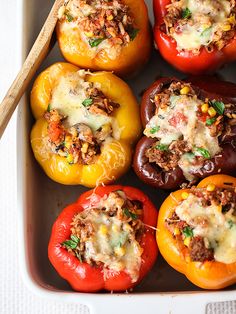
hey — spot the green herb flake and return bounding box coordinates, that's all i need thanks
[47,104,51,112]
[89,37,105,47]
[82,98,93,107]
[150,126,160,134]
[128,28,139,41]
[62,234,80,250]
[195,147,211,159]
[65,12,74,22]
[182,8,191,19]
[123,208,138,220]
[206,117,216,126]
[183,226,194,238]
[209,100,225,115]
[227,220,234,229]
[200,27,212,38]
[156,144,169,151]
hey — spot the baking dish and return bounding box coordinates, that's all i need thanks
[17,0,236,313]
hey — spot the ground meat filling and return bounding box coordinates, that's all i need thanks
[144,81,235,182]
[62,191,144,282]
[164,0,236,54]
[166,185,236,263]
[44,86,119,165]
[59,0,139,53]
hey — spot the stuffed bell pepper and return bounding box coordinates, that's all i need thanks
[57,0,151,77]
[48,185,158,292]
[133,77,236,189]
[157,175,236,289]
[30,62,141,187]
[153,0,236,74]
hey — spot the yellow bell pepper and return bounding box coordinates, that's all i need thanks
[56,0,151,77]
[30,62,141,187]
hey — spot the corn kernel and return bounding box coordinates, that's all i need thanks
[181,192,189,200]
[114,246,126,257]
[66,154,74,164]
[99,224,108,235]
[206,183,216,192]
[180,86,190,95]
[102,123,111,133]
[174,228,180,236]
[84,31,94,37]
[107,15,114,21]
[222,24,231,31]
[201,103,209,113]
[208,107,217,117]
[112,224,119,232]
[184,237,191,247]
[228,15,235,24]
[64,135,72,149]
[216,205,222,212]
[81,142,89,154]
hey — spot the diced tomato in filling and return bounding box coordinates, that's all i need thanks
[168,112,187,127]
[48,122,64,143]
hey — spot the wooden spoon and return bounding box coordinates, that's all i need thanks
[0,0,65,139]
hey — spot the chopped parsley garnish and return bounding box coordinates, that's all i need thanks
[89,38,105,47]
[65,12,74,22]
[123,208,137,220]
[150,126,160,134]
[62,234,80,250]
[195,147,211,159]
[206,117,216,126]
[47,104,51,112]
[182,8,191,19]
[183,226,194,238]
[209,100,225,115]
[156,144,169,151]
[82,98,93,107]
[128,28,139,41]
[227,220,234,229]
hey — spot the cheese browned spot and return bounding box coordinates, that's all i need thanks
[62,191,144,282]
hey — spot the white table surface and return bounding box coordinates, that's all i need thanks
[0,1,235,314]
[0,1,90,313]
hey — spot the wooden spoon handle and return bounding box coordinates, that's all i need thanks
[0,0,64,139]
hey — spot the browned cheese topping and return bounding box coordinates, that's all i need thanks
[62,190,144,282]
[144,81,235,182]
[164,0,236,54]
[166,184,236,263]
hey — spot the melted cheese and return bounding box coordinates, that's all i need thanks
[50,70,121,140]
[172,0,231,51]
[144,94,221,180]
[82,210,142,282]
[175,193,236,264]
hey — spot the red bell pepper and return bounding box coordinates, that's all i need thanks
[48,185,158,292]
[153,0,236,74]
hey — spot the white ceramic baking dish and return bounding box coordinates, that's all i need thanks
[17,0,236,313]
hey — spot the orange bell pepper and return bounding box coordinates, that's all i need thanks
[157,174,236,289]
[30,62,141,187]
[56,0,151,77]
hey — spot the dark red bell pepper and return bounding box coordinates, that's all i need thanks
[153,0,236,74]
[48,185,158,292]
[133,76,236,189]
